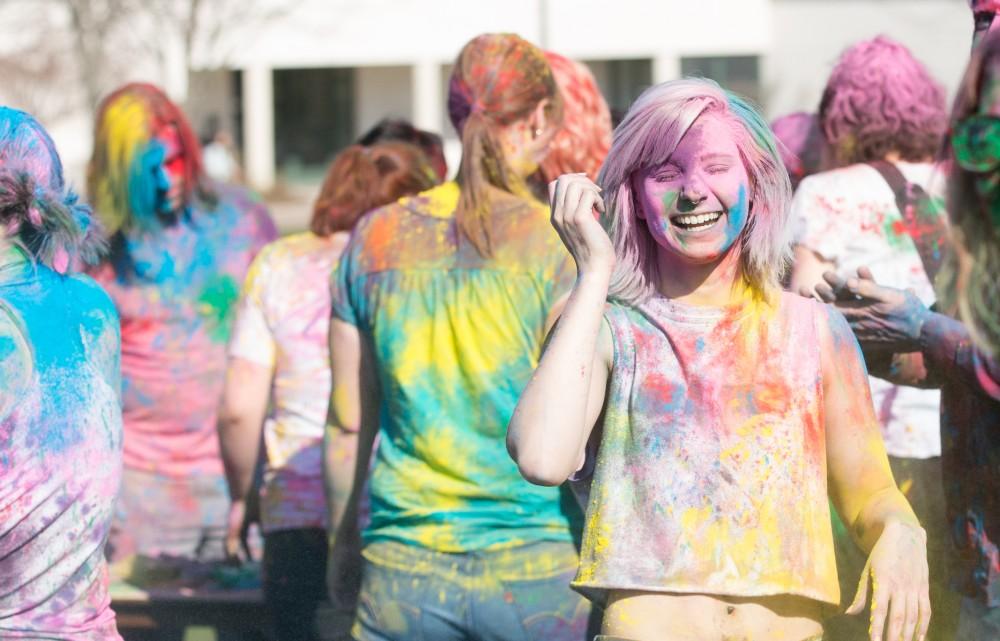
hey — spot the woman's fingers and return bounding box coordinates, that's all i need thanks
[814,281,837,303]
[917,587,932,641]
[885,590,906,641]
[552,175,598,223]
[846,558,872,615]
[901,592,919,641]
[869,580,889,641]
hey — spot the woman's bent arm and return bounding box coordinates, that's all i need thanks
[507,173,615,486]
[821,305,929,641]
[508,273,612,486]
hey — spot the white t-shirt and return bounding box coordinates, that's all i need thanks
[228,232,339,532]
[791,161,942,459]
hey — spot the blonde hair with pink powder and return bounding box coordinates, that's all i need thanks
[598,78,792,305]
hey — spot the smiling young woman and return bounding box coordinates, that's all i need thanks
[507,78,930,641]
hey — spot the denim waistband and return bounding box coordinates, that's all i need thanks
[362,539,580,583]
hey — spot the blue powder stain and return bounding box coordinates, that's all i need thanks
[0,335,16,361]
[128,140,170,229]
[724,184,750,246]
[659,383,686,415]
[695,336,706,352]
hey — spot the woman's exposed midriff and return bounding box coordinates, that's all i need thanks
[602,590,826,641]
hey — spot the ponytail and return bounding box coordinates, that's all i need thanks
[448,33,562,257]
[0,169,105,272]
[454,111,517,256]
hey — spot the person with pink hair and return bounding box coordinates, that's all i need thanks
[539,52,612,184]
[509,77,928,641]
[804,25,1000,639]
[788,37,953,639]
[770,111,823,191]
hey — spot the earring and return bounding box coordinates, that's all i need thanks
[534,128,542,138]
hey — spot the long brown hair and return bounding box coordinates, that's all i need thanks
[447,33,562,256]
[310,141,439,236]
[941,30,1000,355]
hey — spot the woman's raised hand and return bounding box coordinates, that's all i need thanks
[847,519,931,641]
[549,173,615,277]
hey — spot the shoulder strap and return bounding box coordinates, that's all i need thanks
[866,160,947,284]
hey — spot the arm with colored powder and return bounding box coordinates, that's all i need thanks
[218,250,276,560]
[324,317,378,614]
[821,305,929,641]
[814,267,1000,396]
[218,357,273,560]
[507,173,613,486]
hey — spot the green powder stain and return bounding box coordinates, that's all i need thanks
[196,275,239,343]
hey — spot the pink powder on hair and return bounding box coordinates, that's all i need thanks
[819,36,947,165]
[770,112,823,187]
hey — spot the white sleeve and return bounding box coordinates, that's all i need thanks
[228,248,277,367]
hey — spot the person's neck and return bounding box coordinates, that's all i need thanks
[654,246,746,308]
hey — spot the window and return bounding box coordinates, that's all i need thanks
[680,56,761,104]
[273,67,355,179]
[584,58,652,126]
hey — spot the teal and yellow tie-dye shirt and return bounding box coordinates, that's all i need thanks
[332,182,581,552]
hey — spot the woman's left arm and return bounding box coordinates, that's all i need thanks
[821,305,930,641]
[218,357,273,560]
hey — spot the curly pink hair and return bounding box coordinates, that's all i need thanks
[539,52,612,183]
[819,36,946,166]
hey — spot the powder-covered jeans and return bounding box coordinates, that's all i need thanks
[352,539,592,641]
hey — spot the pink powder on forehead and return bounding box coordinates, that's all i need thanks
[972,1,1000,13]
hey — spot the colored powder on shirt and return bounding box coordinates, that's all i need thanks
[0,246,124,640]
[331,181,581,552]
[573,292,839,606]
[89,184,277,477]
[228,231,342,532]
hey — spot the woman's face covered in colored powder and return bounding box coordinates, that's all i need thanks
[633,113,751,266]
[152,125,187,215]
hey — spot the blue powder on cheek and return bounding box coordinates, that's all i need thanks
[725,184,749,245]
[128,141,169,229]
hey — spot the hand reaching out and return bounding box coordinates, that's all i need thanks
[548,173,615,278]
[801,266,931,353]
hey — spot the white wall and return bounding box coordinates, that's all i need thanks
[764,0,971,119]
[196,0,544,69]
[354,66,414,139]
[186,70,236,140]
[194,0,771,71]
